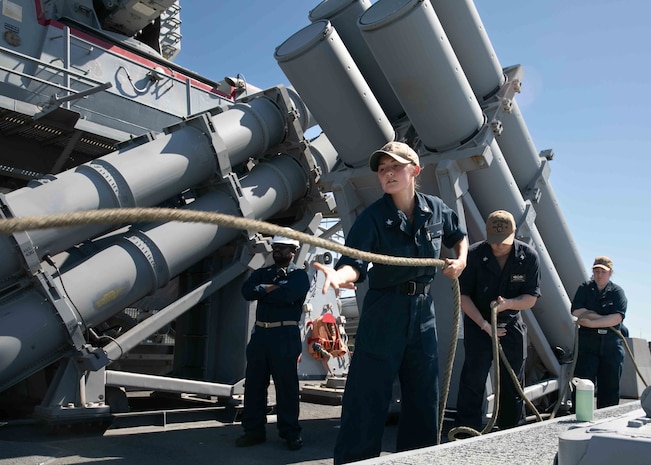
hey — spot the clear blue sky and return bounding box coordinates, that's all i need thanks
[174,0,651,340]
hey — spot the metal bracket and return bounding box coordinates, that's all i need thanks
[481,64,524,125]
[166,112,233,178]
[514,201,537,245]
[34,272,87,350]
[243,86,330,213]
[123,231,169,290]
[523,159,551,204]
[34,82,113,120]
[0,194,41,275]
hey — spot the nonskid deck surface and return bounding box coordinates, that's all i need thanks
[0,399,349,465]
[0,397,642,465]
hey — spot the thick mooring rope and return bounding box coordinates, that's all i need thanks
[0,207,450,267]
[0,207,460,441]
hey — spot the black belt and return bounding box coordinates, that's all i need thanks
[382,281,431,296]
[580,327,610,335]
[255,320,298,328]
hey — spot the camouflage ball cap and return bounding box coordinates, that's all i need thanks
[369,141,420,172]
[486,210,515,245]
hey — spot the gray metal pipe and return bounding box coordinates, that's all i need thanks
[105,371,235,398]
[0,154,308,392]
[0,96,287,281]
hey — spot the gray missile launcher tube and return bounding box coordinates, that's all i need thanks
[0,96,287,282]
[309,132,340,175]
[0,154,309,392]
[429,0,505,101]
[353,0,576,350]
[431,0,587,293]
[357,0,483,151]
[308,0,404,121]
[275,20,395,168]
[295,0,575,351]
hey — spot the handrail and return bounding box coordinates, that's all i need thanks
[0,44,106,87]
[0,63,85,94]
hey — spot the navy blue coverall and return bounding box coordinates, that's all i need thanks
[455,239,541,430]
[333,192,466,465]
[572,279,627,408]
[240,262,310,441]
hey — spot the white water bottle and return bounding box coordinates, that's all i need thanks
[572,377,594,422]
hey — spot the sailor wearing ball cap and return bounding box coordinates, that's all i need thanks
[455,209,541,432]
[314,141,468,463]
[571,255,628,408]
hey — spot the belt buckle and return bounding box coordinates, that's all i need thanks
[597,329,608,335]
[407,281,416,296]
[262,322,271,328]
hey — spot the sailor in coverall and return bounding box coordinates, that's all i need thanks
[314,141,468,464]
[237,234,310,451]
[455,210,541,431]
[572,255,627,408]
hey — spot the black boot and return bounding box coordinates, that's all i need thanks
[235,434,266,447]
[286,436,303,450]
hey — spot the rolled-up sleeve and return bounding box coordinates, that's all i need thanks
[334,211,377,283]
